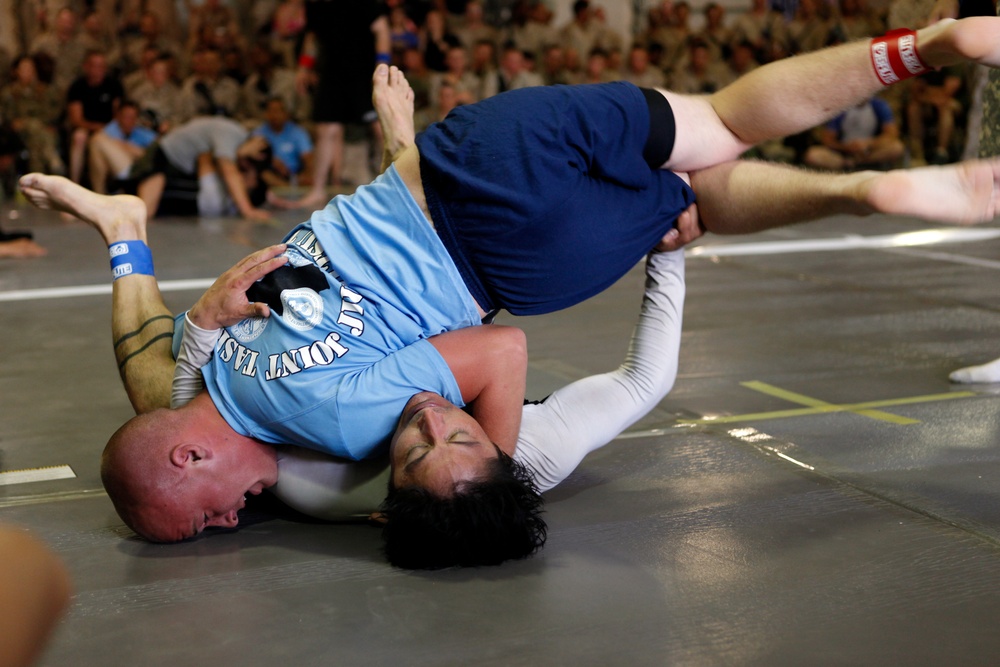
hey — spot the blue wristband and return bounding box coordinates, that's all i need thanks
[375,53,391,65]
[109,240,155,281]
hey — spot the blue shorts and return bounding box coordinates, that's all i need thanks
[416,81,695,316]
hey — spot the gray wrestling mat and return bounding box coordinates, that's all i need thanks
[4,203,1000,666]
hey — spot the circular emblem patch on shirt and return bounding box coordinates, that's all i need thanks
[281,288,324,331]
[230,316,268,344]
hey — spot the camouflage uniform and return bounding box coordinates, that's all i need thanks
[0,80,64,173]
[979,3,1000,157]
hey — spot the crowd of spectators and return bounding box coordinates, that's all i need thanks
[0,0,979,210]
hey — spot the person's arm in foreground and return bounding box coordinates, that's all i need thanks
[427,325,527,454]
[0,526,71,667]
[513,246,686,491]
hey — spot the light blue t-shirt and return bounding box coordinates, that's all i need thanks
[103,120,158,148]
[252,121,313,174]
[201,165,482,460]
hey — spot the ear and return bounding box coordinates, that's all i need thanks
[169,443,212,469]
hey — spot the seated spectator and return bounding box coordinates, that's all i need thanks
[30,7,89,94]
[540,44,571,86]
[453,1,499,51]
[668,38,732,95]
[591,5,625,54]
[389,4,421,56]
[505,1,556,61]
[120,11,184,75]
[181,47,242,118]
[66,50,124,185]
[577,47,615,84]
[604,46,623,76]
[422,8,462,72]
[639,1,684,67]
[494,44,544,93]
[222,47,249,85]
[188,0,242,46]
[80,9,119,57]
[621,44,665,89]
[697,3,733,62]
[187,11,246,60]
[239,42,300,123]
[251,97,313,187]
[470,39,500,98]
[0,55,64,174]
[416,80,466,132]
[804,97,905,170]
[833,0,882,44]
[728,40,760,79]
[88,100,158,193]
[429,45,479,108]
[559,0,601,63]
[131,55,186,133]
[122,45,162,95]
[400,47,432,112]
[787,0,834,54]
[270,0,307,68]
[730,0,785,62]
[906,67,964,165]
[126,115,272,221]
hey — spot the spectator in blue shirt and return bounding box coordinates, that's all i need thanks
[88,101,159,193]
[252,97,314,187]
[803,96,904,170]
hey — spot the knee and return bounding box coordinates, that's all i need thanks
[71,128,90,150]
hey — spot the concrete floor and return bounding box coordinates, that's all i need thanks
[4,199,1000,666]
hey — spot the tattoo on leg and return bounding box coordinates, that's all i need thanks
[117,332,174,371]
[113,314,174,350]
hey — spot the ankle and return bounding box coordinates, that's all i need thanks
[917,18,974,69]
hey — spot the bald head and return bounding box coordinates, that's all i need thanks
[101,403,281,542]
[101,409,187,541]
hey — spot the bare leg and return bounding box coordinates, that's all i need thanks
[289,122,342,210]
[804,146,851,171]
[690,158,1000,235]
[19,173,176,413]
[663,18,1000,172]
[68,128,90,184]
[372,64,416,172]
[88,135,110,194]
[136,173,165,220]
[88,133,136,195]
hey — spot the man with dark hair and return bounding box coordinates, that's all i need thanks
[20,18,1000,562]
[65,50,123,185]
[380,448,547,568]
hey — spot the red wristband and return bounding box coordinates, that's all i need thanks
[870,29,930,86]
[298,53,315,69]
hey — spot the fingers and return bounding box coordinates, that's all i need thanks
[247,302,272,320]
[231,244,288,287]
[655,203,704,252]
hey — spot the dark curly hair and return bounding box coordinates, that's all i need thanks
[379,447,547,569]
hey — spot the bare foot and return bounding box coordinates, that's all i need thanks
[372,64,416,173]
[287,189,332,211]
[0,238,47,258]
[19,173,148,244]
[865,158,1000,225]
